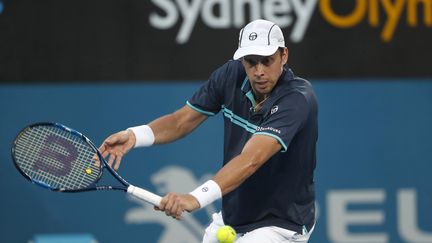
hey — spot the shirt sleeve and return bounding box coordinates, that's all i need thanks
[187,62,233,116]
[253,92,310,152]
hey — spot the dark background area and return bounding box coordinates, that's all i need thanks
[1,0,431,82]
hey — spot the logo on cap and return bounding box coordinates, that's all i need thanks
[249,32,257,41]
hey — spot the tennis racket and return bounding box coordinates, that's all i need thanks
[11,122,162,206]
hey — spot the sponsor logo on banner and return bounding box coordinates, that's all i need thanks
[125,165,217,243]
[123,166,432,243]
[148,0,432,44]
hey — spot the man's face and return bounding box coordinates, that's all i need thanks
[241,48,288,98]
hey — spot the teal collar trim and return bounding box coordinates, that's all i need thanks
[241,76,249,91]
[245,90,256,108]
[240,76,256,108]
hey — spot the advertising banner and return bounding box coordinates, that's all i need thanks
[1,81,431,242]
[1,0,431,82]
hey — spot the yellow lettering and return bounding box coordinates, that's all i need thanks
[380,0,405,42]
[320,0,366,27]
[319,0,432,43]
[407,0,432,26]
[369,0,380,26]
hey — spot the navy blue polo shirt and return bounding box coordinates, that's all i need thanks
[187,60,317,234]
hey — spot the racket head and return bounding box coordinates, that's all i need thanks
[12,122,103,191]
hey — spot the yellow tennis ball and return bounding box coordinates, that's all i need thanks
[216,225,236,243]
[85,168,92,174]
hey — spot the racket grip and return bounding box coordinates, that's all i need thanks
[127,185,162,206]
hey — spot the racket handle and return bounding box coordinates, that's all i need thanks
[127,185,162,206]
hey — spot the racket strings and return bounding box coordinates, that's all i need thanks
[14,125,101,190]
[16,127,76,188]
[18,126,98,189]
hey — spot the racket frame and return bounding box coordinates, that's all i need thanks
[12,122,162,206]
[11,122,130,192]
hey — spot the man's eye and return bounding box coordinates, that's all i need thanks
[260,58,270,65]
[245,59,257,66]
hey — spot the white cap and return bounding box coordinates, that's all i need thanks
[233,19,285,60]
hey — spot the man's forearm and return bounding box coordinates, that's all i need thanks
[149,105,207,144]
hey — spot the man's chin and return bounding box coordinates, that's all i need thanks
[255,87,271,94]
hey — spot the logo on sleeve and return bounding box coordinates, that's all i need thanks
[256,126,281,134]
[271,105,279,115]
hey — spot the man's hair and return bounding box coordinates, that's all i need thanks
[278,47,286,55]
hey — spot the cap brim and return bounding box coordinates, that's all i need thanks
[233,45,279,60]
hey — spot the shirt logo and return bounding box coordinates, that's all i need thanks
[256,126,281,134]
[271,105,279,115]
[249,32,257,41]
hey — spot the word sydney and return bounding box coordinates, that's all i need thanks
[149,0,317,44]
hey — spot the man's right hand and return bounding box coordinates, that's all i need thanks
[98,129,136,170]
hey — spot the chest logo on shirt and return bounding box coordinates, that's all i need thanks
[271,105,279,115]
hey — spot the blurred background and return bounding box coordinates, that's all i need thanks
[1,1,431,242]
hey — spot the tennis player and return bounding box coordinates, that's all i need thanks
[99,19,318,243]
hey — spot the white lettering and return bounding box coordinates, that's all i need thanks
[398,189,432,243]
[290,0,318,42]
[263,0,292,27]
[149,0,179,29]
[256,126,281,134]
[233,0,261,28]
[202,0,230,28]
[176,0,203,44]
[150,0,432,44]
[149,0,317,44]
[327,189,388,243]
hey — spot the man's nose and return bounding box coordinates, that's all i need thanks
[254,63,265,76]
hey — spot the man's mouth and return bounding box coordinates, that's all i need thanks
[255,81,268,89]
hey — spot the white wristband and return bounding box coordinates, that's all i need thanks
[189,180,222,209]
[127,125,155,148]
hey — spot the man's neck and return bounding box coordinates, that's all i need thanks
[254,93,269,103]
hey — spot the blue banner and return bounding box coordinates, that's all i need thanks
[1,81,431,243]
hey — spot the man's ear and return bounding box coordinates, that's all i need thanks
[283,48,289,64]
